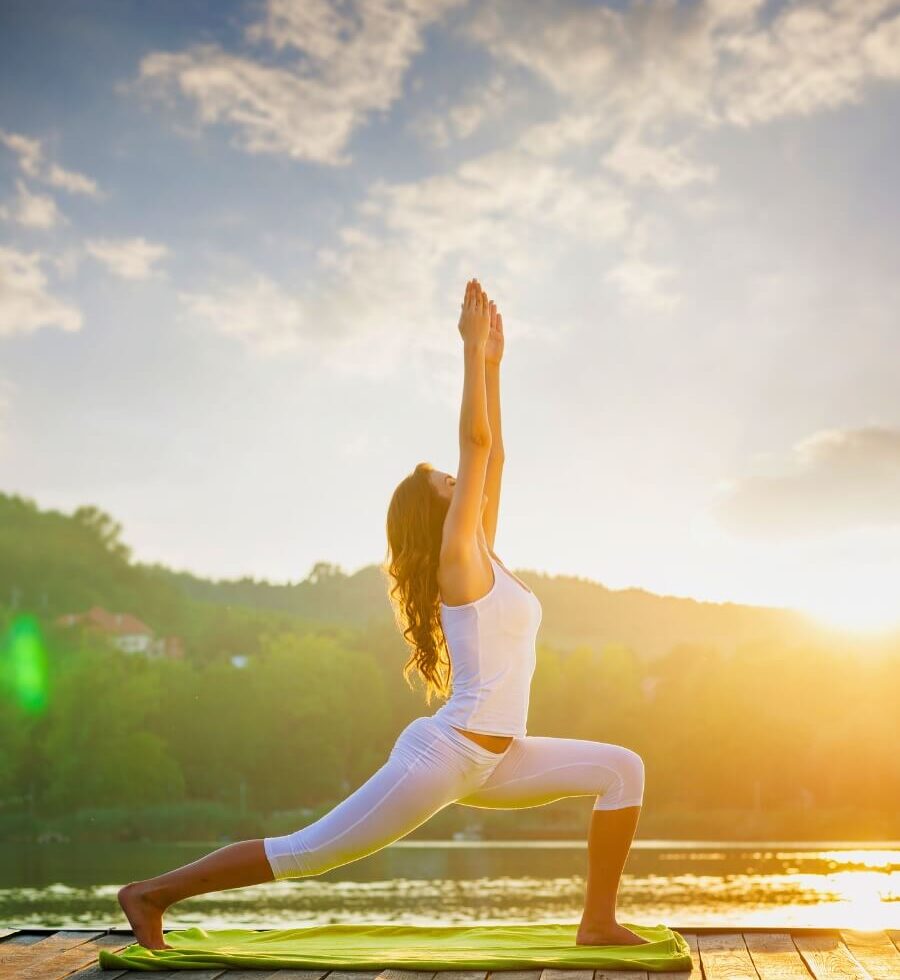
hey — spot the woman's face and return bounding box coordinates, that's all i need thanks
[430,469,487,508]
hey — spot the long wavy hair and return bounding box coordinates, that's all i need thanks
[381,461,453,706]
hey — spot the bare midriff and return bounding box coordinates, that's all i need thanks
[452,726,513,754]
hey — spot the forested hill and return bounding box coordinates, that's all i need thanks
[2,490,895,663]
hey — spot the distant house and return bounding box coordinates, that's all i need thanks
[55,606,184,660]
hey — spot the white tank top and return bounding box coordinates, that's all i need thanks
[432,553,542,737]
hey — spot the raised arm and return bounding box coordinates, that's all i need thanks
[482,298,505,551]
[442,280,492,560]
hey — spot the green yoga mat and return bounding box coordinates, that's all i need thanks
[98,922,693,972]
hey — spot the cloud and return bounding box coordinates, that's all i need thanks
[410,72,525,148]
[433,0,900,307]
[177,273,313,355]
[179,134,634,367]
[131,0,466,165]
[0,127,101,197]
[319,143,633,353]
[459,0,900,182]
[0,178,63,229]
[0,130,43,177]
[128,0,900,334]
[0,246,83,336]
[44,162,101,198]
[0,377,12,452]
[602,131,718,189]
[863,10,900,76]
[48,247,82,280]
[85,237,170,280]
[605,256,680,312]
[603,214,681,312]
[710,425,900,539]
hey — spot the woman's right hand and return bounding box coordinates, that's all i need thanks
[457,278,491,346]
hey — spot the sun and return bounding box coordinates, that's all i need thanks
[801,597,900,635]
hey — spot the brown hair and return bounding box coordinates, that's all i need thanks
[382,461,452,706]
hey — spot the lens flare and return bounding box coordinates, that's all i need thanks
[3,614,49,713]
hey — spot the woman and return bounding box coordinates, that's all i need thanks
[118,278,649,950]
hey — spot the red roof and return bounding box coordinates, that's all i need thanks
[56,605,154,637]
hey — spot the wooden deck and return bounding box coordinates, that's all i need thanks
[2,926,899,979]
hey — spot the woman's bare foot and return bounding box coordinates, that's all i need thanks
[117,881,173,950]
[576,920,652,946]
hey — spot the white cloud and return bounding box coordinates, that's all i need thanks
[460,0,900,178]
[180,134,635,367]
[0,130,43,177]
[0,246,82,336]
[603,214,682,312]
[602,131,717,189]
[605,256,680,313]
[44,162,101,198]
[0,127,101,196]
[3,178,63,229]
[177,274,313,355]
[319,143,633,354]
[131,0,466,165]
[85,237,170,280]
[438,0,900,307]
[710,425,900,539]
[130,0,900,343]
[863,12,900,77]
[0,377,12,452]
[48,247,82,280]
[411,72,524,148]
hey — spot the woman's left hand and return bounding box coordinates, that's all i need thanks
[485,298,504,365]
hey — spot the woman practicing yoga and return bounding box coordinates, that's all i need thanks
[118,278,649,950]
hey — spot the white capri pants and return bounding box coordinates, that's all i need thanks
[264,714,644,881]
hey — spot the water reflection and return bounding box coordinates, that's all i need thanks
[1,840,896,930]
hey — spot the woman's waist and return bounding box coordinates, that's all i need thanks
[431,698,528,735]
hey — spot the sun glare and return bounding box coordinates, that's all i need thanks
[801,598,900,635]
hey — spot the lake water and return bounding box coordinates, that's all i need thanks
[2,840,897,931]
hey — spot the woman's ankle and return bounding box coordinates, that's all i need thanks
[578,912,618,928]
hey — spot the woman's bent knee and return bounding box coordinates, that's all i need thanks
[263,833,312,880]
[593,745,645,810]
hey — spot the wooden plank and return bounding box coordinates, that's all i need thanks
[595,970,648,979]
[743,932,813,979]
[485,972,542,980]
[0,932,15,943]
[65,931,135,979]
[539,970,595,980]
[889,933,900,954]
[116,971,227,979]
[697,932,761,980]
[374,972,437,980]
[793,933,874,980]
[0,931,46,962]
[0,930,102,977]
[378,972,437,980]
[17,933,135,980]
[432,973,488,980]
[222,971,329,979]
[841,929,900,980]
[67,967,130,980]
[838,932,900,980]
[326,973,383,980]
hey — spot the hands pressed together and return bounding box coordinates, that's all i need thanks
[458,278,504,366]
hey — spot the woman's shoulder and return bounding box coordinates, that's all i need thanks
[438,546,496,609]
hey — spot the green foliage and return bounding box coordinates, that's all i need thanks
[0,489,898,841]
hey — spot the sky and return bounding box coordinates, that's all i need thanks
[1,0,899,632]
